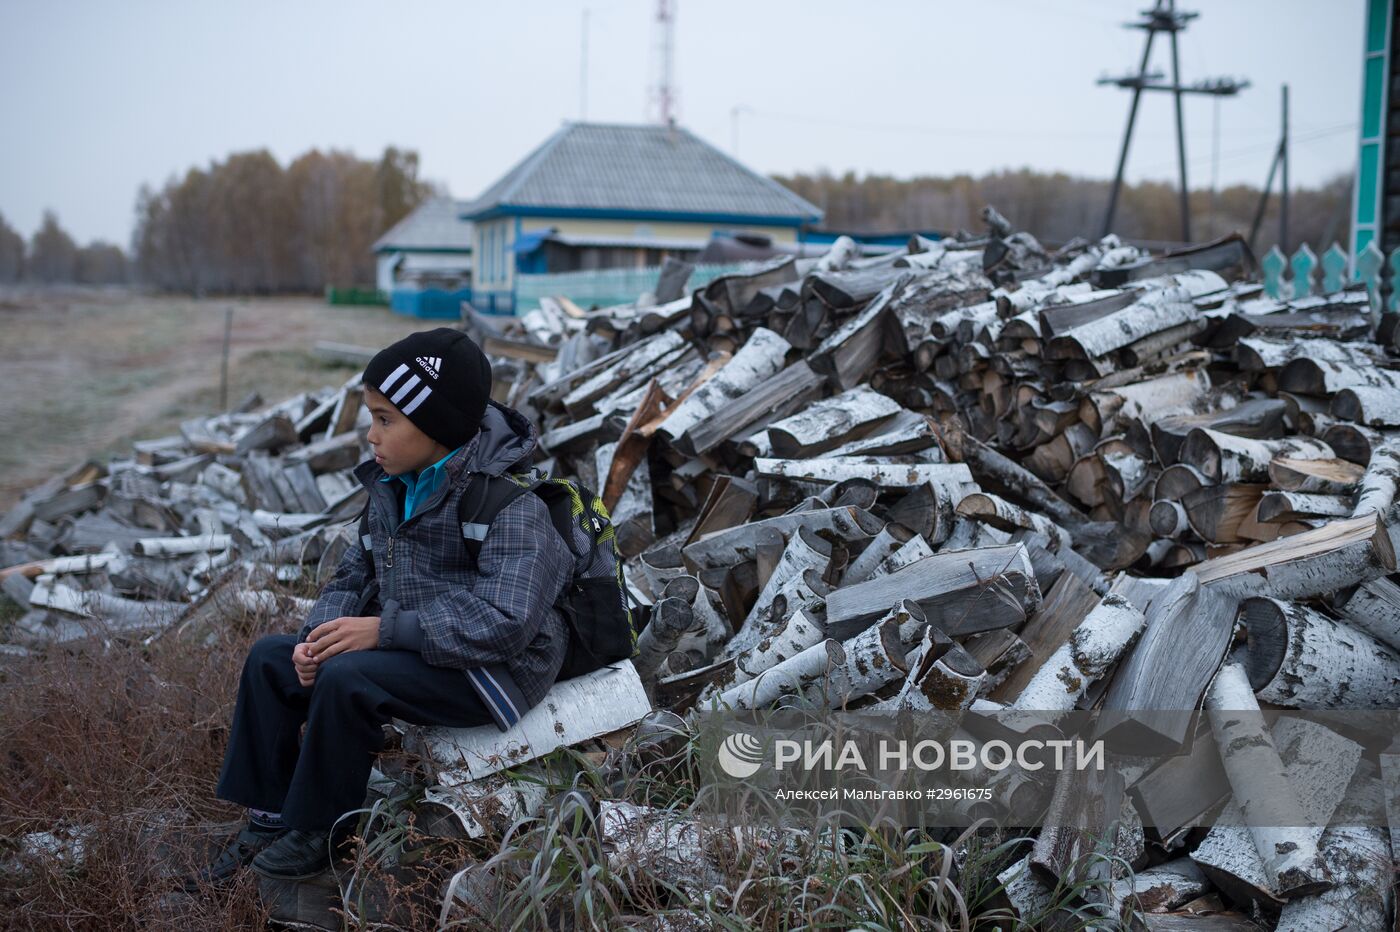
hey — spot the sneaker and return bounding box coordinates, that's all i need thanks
[182,825,284,892]
[250,827,351,881]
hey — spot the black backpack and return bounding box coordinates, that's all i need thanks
[355,470,642,681]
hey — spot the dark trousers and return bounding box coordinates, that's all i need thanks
[216,634,494,831]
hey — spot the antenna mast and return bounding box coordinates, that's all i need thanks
[650,0,677,126]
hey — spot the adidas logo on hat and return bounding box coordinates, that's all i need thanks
[416,355,442,379]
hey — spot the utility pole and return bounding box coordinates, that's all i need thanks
[1099,2,1248,242]
[1248,85,1292,254]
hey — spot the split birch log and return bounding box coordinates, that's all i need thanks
[681,506,882,572]
[1241,597,1400,708]
[654,327,791,443]
[1274,761,1392,932]
[1153,463,1209,501]
[841,523,914,585]
[1235,335,1377,373]
[1149,500,1190,538]
[1009,593,1144,716]
[1277,355,1400,395]
[752,457,974,493]
[819,614,912,707]
[1191,715,1358,906]
[1255,491,1351,523]
[661,575,730,662]
[696,605,826,703]
[1109,859,1211,915]
[1149,396,1290,467]
[863,534,935,581]
[562,331,687,413]
[810,278,909,390]
[1045,281,1212,360]
[955,492,1073,552]
[1331,385,1400,427]
[1096,572,1237,753]
[1351,441,1400,516]
[677,360,825,457]
[711,639,845,710]
[726,526,832,656]
[886,626,985,711]
[825,543,1040,640]
[1177,429,1335,483]
[1194,509,1397,600]
[1080,369,1213,437]
[1335,577,1400,652]
[1322,422,1400,465]
[765,386,902,458]
[1202,660,1331,899]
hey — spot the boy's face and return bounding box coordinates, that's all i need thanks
[363,387,450,475]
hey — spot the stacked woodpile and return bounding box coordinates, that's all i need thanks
[4,210,1400,928]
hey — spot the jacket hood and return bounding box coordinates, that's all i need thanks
[355,400,539,489]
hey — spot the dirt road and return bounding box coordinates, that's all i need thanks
[0,287,437,510]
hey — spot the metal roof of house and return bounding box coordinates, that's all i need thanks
[463,122,823,224]
[374,197,474,253]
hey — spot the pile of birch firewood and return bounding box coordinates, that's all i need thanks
[473,213,1400,930]
[4,208,1400,928]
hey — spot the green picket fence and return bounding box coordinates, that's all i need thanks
[1260,242,1400,311]
[514,262,761,312]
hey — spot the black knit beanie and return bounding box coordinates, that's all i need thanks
[362,328,492,450]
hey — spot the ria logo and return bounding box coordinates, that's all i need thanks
[717,731,765,778]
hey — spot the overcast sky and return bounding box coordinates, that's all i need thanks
[0,0,1365,245]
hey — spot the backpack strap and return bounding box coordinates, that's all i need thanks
[455,473,536,562]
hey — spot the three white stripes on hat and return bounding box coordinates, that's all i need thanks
[378,363,433,415]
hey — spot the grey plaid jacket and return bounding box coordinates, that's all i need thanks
[299,401,573,731]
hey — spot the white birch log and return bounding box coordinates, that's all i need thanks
[696,605,826,704]
[823,410,941,459]
[820,615,911,706]
[1195,510,1397,600]
[954,492,1074,552]
[655,327,791,442]
[1081,369,1213,435]
[402,661,652,784]
[661,575,730,662]
[1010,594,1145,715]
[1256,491,1352,522]
[1108,858,1210,915]
[814,235,859,272]
[1274,761,1392,932]
[1241,597,1400,708]
[765,387,902,458]
[131,534,232,557]
[598,800,726,897]
[1278,355,1400,395]
[866,534,936,580]
[753,457,975,493]
[682,506,882,572]
[1235,335,1376,372]
[1178,428,1335,483]
[711,639,845,710]
[1149,500,1190,538]
[1046,283,1203,360]
[841,524,913,586]
[1352,442,1400,516]
[1336,577,1400,653]
[1202,661,1331,899]
[727,526,832,656]
[1268,456,1365,495]
[1192,716,1359,907]
[1331,385,1400,427]
[562,331,686,412]
[888,626,985,711]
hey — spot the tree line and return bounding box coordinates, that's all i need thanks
[0,210,129,284]
[775,169,1352,256]
[132,146,435,294]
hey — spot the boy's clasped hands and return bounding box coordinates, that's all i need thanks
[292,616,382,687]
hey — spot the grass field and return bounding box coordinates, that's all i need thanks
[0,287,432,510]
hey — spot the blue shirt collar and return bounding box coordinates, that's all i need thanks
[378,445,461,488]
